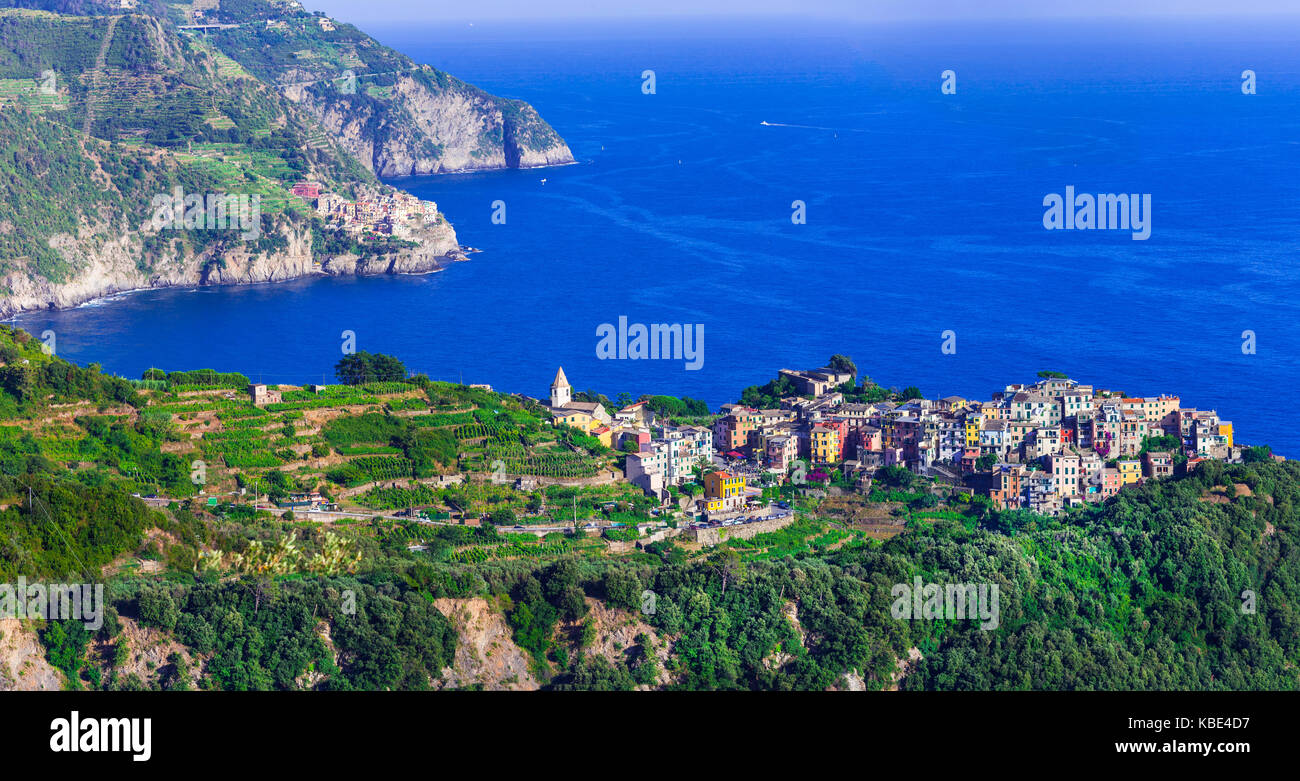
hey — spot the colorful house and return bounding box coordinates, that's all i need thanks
[766,435,798,473]
[1099,467,1122,499]
[552,408,598,433]
[811,424,840,464]
[964,415,983,448]
[991,465,1026,510]
[704,470,747,513]
[1143,451,1174,480]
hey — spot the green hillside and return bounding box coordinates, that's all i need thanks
[0,4,391,291]
[1,322,1297,691]
[0,107,218,281]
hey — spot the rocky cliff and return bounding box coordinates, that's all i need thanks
[285,69,574,177]
[204,1,577,178]
[0,218,460,320]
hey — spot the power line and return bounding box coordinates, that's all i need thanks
[24,481,95,584]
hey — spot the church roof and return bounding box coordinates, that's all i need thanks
[551,367,570,389]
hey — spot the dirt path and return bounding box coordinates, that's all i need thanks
[81,15,120,137]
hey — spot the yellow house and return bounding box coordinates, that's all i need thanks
[1218,422,1233,448]
[704,470,745,498]
[553,409,597,433]
[704,470,745,513]
[591,425,613,448]
[1117,460,1141,485]
[811,425,839,464]
[964,415,983,448]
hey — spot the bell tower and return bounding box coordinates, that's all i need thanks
[550,367,572,408]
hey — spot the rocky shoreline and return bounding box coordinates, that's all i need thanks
[0,255,464,322]
[0,222,467,322]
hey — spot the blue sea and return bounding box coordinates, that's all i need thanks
[13,17,1300,453]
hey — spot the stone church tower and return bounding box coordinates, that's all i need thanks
[550,367,572,409]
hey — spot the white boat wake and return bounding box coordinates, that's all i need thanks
[760,120,868,133]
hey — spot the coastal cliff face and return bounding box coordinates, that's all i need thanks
[0,1,575,319]
[0,219,460,320]
[191,0,575,177]
[282,71,574,178]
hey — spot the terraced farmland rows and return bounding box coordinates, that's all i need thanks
[471,445,603,479]
[349,455,414,482]
[202,428,283,468]
[448,540,571,563]
[0,78,67,112]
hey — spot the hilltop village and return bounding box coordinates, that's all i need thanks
[289,181,444,240]
[97,350,1270,552]
[534,364,1262,522]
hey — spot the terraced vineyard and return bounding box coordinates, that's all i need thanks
[348,455,414,482]
[470,444,605,479]
[453,421,523,443]
[204,110,235,129]
[0,78,67,112]
[120,375,609,519]
[175,143,309,214]
[304,124,331,150]
[358,382,420,395]
[202,428,284,468]
[448,539,572,564]
[410,412,476,428]
[218,407,271,425]
[359,484,441,510]
[189,39,253,81]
